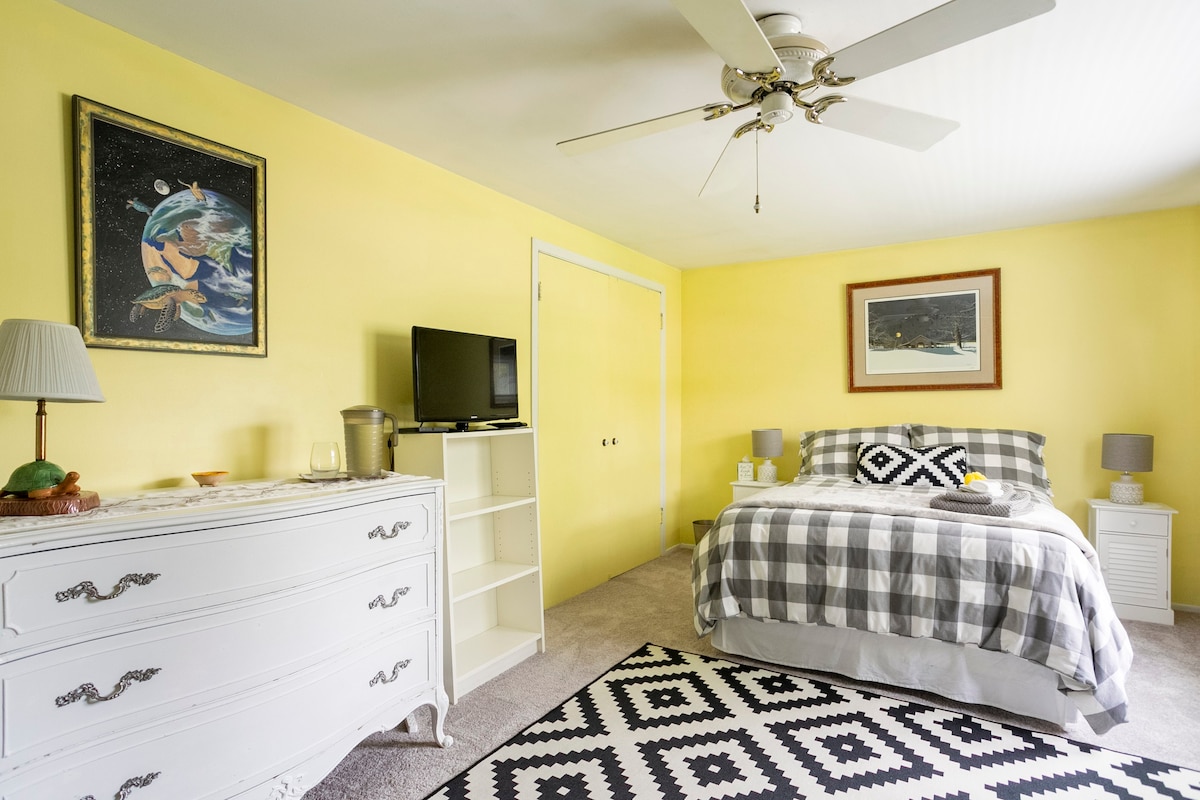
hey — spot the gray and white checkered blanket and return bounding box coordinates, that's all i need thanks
[693,476,1133,734]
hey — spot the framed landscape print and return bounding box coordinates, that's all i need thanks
[846,269,1001,392]
[74,96,266,356]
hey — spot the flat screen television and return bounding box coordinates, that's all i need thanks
[411,326,518,431]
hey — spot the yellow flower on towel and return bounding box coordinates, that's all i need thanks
[963,472,987,484]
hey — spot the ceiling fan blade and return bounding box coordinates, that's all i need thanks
[557,104,726,156]
[816,98,959,152]
[670,0,783,75]
[827,0,1055,82]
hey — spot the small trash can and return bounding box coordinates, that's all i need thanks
[693,519,715,541]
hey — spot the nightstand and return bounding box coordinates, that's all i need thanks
[731,480,786,502]
[1087,499,1177,625]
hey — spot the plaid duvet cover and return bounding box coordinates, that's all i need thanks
[693,476,1132,734]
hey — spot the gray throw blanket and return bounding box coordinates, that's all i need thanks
[931,483,1033,517]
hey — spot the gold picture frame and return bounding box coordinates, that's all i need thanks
[847,269,1001,392]
[74,96,266,356]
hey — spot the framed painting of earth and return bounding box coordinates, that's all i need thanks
[846,269,1001,392]
[73,96,266,356]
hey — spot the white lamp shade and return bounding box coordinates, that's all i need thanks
[752,428,783,459]
[0,319,104,402]
[1101,433,1153,473]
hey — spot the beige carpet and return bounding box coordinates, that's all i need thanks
[304,548,1200,799]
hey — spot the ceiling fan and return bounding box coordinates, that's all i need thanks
[557,0,1055,203]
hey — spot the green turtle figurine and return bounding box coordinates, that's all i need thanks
[1,460,67,498]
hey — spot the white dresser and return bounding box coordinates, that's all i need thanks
[0,474,451,799]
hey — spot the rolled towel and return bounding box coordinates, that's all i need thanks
[941,482,1015,504]
[959,479,1005,498]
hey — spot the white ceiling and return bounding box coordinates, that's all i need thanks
[56,0,1200,268]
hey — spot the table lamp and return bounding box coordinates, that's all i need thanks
[1101,433,1153,505]
[752,428,783,483]
[0,319,104,514]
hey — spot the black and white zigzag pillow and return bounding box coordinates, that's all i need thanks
[854,442,971,488]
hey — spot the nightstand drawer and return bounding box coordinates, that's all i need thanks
[1094,508,1169,536]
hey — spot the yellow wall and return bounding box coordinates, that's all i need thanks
[0,2,683,591]
[6,2,1198,610]
[681,207,1200,605]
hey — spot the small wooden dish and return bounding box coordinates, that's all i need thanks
[192,471,229,487]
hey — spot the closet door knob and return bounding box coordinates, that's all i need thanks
[612,438,619,445]
[602,439,608,446]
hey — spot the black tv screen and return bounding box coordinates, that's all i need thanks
[412,326,518,429]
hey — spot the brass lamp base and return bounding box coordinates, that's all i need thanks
[0,491,100,516]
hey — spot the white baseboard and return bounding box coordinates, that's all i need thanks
[666,543,694,553]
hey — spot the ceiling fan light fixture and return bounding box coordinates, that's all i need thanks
[760,90,794,125]
[757,14,802,38]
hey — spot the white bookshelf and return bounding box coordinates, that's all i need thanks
[395,428,545,701]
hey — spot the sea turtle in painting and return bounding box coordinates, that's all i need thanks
[129,285,207,333]
[1,461,67,498]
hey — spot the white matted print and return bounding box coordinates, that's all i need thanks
[847,269,1000,392]
[864,288,980,375]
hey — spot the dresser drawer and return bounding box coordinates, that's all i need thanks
[0,553,434,765]
[1093,508,1169,536]
[0,492,435,655]
[3,622,438,800]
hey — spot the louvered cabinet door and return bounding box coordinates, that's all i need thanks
[1088,499,1176,625]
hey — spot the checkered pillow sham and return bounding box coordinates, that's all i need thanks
[799,425,910,477]
[908,424,1051,492]
[854,442,970,488]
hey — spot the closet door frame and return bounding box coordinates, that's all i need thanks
[530,239,667,556]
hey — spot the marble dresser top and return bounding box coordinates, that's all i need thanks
[0,471,435,536]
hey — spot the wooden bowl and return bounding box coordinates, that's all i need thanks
[192,470,229,487]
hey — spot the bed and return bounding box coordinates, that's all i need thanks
[693,424,1133,734]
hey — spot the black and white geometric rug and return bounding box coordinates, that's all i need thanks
[427,643,1200,800]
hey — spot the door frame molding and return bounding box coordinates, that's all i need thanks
[530,239,667,555]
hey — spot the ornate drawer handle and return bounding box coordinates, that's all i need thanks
[368,586,411,610]
[56,668,162,707]
[56,573,161,603]
[369,659,411,687]
[367,520,412,540]
[79,771,161,800]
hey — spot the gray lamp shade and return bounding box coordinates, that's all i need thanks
[1101,433,1153,473]
[0,319,104,402]
[751,428,783,459]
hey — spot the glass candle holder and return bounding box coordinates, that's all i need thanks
[310,441,342,479]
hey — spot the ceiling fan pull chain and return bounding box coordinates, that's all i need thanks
[753,125,761,214]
